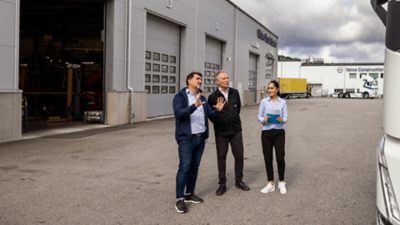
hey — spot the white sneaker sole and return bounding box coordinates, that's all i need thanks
[260,187,275,194]
[184,200,202,204]
[175,206,187,213]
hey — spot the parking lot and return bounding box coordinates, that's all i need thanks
[0,98,383,225]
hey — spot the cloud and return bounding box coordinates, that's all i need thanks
[230,0,386,62]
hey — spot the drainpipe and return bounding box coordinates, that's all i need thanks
[194,0,198,69]
[15,0,20,90]
[126,0,134,123]
[233,7,238,85]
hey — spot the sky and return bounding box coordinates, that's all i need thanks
[230,0,387,63]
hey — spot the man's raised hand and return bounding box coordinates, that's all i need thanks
[214,97,226,111]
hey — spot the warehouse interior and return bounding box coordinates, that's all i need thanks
[19,0,105,131]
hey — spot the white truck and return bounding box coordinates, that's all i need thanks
[337,77,379,99]
[372,0,400,224]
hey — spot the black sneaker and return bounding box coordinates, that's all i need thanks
[184,194,203,204]
[175,200,187,213]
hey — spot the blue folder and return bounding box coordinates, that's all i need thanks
[267,113,281,124]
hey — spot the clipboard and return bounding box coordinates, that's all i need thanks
[267,113,281,124]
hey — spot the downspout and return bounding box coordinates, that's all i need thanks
[126,0,134,123]
[194,0,198,69]
[15,0,20,90]
[233,7,238,84]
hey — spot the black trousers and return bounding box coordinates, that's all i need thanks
[261,129,285,181]
[215,132,244,184]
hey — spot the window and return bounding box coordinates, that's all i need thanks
[153,52,160,61]
[145,50,178,95]
[152,75,160,83]
[349,73,357,79]
[145,63,151,71]
[170,66,176,74]
[145,51,151,59]
[161,75,168,83]
[170,56,176,63]
[161,65,168,73]
[145,74,151,83]
[381,73,384,78]
[203,62,218,92]
[360,73,366,79]
[162,54,168,62]
[169,76,176,83]
[153,64,160,72]
[266,57,274,79]
[369,73,379,79]
[152,86,160,94]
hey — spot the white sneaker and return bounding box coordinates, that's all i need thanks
[278,181,287,194]
[260,182,275,193]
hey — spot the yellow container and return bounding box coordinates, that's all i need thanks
[278,78,307,94]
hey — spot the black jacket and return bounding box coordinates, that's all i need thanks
[208,88,242,136]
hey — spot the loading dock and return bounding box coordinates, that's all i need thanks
[19,0,105,130]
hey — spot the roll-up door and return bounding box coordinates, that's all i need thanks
[204,36,223,93]
[245,53,258,104]
[311,84,322,97]
[145,15,180,118]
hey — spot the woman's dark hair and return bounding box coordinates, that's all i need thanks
[268,80,281,96]
[186,71,203,86]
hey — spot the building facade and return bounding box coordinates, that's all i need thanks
[0,0,278,143]
[278,61,384,97]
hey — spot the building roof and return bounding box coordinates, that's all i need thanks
[278,59,302,62]
[302,62,384,66]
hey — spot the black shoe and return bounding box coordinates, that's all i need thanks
[216,185,227,196]
[175,200,187,213]
[235,181,250,191]
[184,194,203,204]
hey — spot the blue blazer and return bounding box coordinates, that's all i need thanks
[173,88,218,143]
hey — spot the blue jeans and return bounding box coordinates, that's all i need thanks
[176,135,206,199]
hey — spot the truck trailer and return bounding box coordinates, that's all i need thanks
[277,78,309,99]
[337,77,379,99]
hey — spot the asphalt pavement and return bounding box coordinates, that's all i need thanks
[0,98,383,225]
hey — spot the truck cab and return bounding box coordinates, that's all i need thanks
[371,0,400,224]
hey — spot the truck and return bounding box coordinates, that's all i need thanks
[277,78,309,99]
[337,77,379,99]
[371,1,400,225]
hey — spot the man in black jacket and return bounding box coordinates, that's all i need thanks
[208,71,250,196]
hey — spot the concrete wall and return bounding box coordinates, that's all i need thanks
[105,91,130,125]
[0,0,21,143]
[104,0,133,125]
[0,92,22,143]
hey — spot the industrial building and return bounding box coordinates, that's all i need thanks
[278,60,384,97]
[0,0,278,142]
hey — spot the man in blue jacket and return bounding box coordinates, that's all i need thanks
[173,71,225,213]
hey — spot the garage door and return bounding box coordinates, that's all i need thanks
[204,36,223,94]
[245,53,258,104]
[145,15,180,118]
[311,84,322,97]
